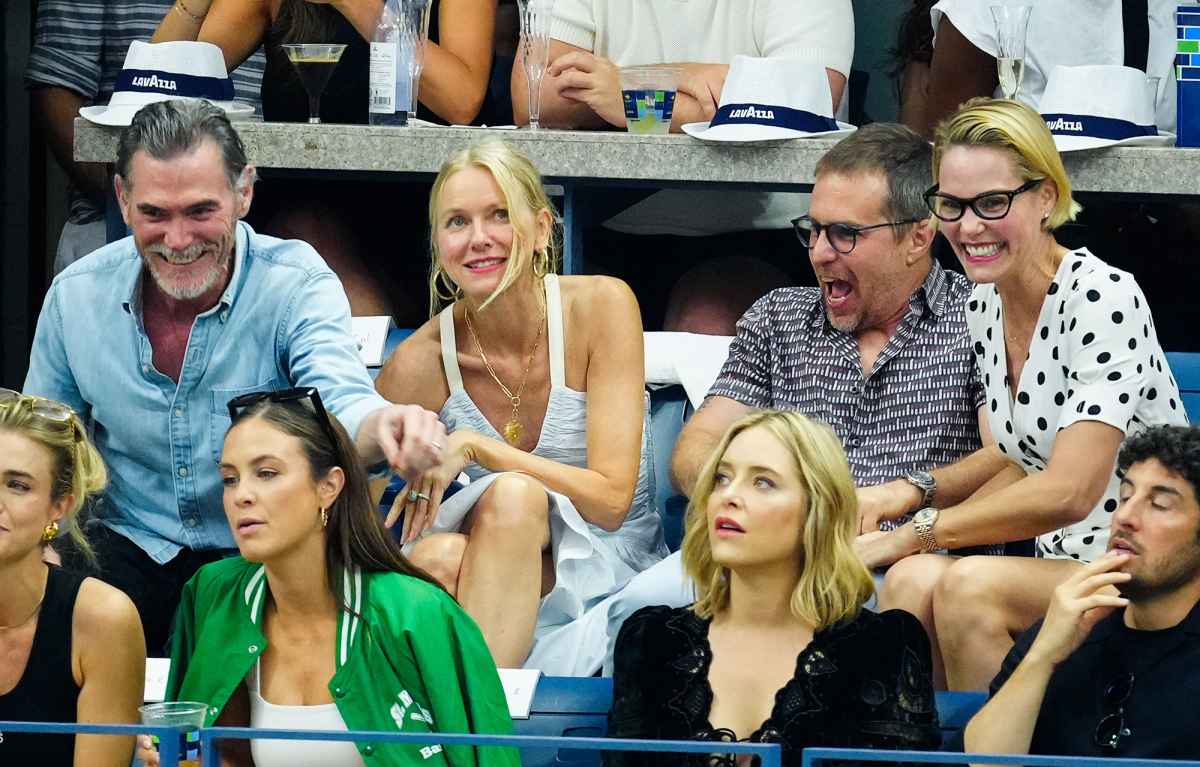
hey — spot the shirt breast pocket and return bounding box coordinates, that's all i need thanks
[211,382,278,464]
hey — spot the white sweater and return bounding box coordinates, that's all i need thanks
[551,0,854,78]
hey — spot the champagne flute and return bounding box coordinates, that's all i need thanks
[990,5,1032,100]
[518,0,555,129]
[282,43,348,124]
[400,0,432,122]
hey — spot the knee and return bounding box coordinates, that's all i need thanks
[934,557,1004,626]
[409,533,468,589]
[473,474,550,536]
[878,555,944,613]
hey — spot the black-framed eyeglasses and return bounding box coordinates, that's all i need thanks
[227,387,341,456]
[0,388,83,441]
[790,215,923,256]
[924,178,1042,222]
[1094,672,1135,750]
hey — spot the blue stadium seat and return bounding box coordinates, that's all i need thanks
[514,676,611,767]
[935,691,986,744]
[1166,352,1200,424]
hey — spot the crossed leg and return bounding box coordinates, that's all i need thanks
[934,555,1083,690]
[407,473,554,667]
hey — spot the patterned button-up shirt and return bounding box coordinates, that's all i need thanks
[709,261,985,527]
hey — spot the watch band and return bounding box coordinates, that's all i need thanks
[904,470,937,508]
[912,507,940,553]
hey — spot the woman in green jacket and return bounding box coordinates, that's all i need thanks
[138,387,518,767]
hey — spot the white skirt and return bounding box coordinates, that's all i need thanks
[410,472,663,675]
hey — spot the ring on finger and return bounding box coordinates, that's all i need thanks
[407,489,420,503]
[431,441,444,450]
[416,491,431,502]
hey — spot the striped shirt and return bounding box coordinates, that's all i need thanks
[709,260,985,527]
[25,0,265,224]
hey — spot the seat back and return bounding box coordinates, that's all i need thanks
[513,677,611,767]
[1166,352,1200,424]
[936,691,986,750]
[648,385,692,551]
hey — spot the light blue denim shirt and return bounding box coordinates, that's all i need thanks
[25,221,389,563]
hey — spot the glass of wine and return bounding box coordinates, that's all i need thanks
[990,5,1032,100]
[282,43,348,124]
[517,0,555,129]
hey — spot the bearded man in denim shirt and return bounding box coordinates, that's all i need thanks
[24,99,445,654]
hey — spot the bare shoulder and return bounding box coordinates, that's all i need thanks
[559,274,640,319]
[376,315,450,411]
[73,577,143,645]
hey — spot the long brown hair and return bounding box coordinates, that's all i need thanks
[230,398,443,602]
[275,0,343,45]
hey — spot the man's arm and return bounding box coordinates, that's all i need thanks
[31,89,107,204]
[512,39,614,129]
[964,555,1131,755]
[669,396,751,495]
[918,16,997,138]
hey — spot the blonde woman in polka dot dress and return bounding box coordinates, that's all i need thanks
[854,98,1186,691]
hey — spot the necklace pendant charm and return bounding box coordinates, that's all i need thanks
[503,419,523,445]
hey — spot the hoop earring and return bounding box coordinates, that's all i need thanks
[319,507,328,528]
[432,264,462,304]
[42,521,59,543]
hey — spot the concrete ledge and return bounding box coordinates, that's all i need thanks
[75,118,1200,195]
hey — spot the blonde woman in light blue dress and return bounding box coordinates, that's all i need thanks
[376,140,665,672]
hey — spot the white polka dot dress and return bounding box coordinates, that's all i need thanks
[967,248,1188,561]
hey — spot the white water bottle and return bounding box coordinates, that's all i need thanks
[368,0,412,126]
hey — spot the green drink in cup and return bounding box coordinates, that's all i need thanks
[620,65,683,134]
[140,701,207,767]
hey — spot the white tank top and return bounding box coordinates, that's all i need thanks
[247,658,367,767]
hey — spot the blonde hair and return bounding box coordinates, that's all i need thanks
[681,410,874,631]
[0,396,107,562]
[932,98,1082,230]
[426,139,562,316]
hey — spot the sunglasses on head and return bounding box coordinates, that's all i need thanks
[0,388,83,441]
[226,387,341,454]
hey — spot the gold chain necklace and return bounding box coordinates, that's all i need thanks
[463,291,546,445]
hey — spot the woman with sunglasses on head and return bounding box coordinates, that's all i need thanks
[136,389,517,767]
[608,411,940,767]
[375,139,663,672]
[0,390,146,767]
[855,98,1185,691]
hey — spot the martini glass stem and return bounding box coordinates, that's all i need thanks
[308,93,321,124]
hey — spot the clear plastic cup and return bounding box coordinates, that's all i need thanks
[140,701,208,767]
[619,66,683,135]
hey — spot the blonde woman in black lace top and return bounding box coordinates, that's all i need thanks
[608,410,940,767]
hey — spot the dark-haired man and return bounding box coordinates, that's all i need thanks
[595,124,997,678]
[966,425,1200,759]
[25,100,445,654]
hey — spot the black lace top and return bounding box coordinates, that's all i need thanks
[606,605,940,767]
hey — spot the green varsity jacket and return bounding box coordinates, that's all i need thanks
[165,557,520,767]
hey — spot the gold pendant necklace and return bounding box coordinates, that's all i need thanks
[463,288,546,445]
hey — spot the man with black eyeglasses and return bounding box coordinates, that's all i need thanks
[595,123,994,679]
[966,425,1200,759]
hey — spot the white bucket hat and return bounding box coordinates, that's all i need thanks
[1039,64,1174,151]
[682,55,855,143]
[80,40,254,126]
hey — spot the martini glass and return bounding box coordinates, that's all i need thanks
[282,43,348,124]
[517,0,555,129]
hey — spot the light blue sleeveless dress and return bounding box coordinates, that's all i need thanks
[427,274,666,674]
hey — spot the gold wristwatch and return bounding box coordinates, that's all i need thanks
[912,507,940,553]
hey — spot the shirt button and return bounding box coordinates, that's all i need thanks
[174,408,184,417]
[333,686,347,698]
[178,466,188,477]
[142,364,151,374]
[362,745,375,756]
[209,706,218,716]
[248,644,259,654]
[186,518,198,528]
